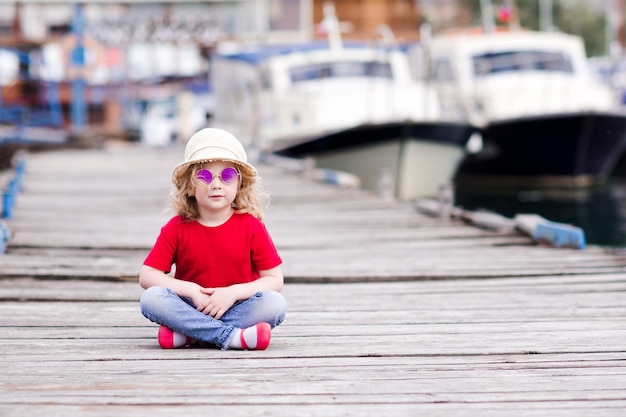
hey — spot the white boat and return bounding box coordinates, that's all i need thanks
[422,29,614,126]
[211,39,443,151]
[209,7,474,200]
[417,28,626,188]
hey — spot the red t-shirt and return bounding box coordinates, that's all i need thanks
[144,213,282,288]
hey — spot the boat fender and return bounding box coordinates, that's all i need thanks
[414,199,441,217]
[514,214,586,250]
[456,209,517,231]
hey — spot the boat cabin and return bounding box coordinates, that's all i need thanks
[420,29,614,126]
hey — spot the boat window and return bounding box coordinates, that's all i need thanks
[289,61,392,83]
[367,62,393,78]
[472,50,574,76]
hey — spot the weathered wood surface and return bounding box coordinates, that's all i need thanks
[1,276,625,416]
[0,143,625,416]
[1,143,625,282]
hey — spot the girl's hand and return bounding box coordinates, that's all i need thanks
[190,289,213,315]
[198,287,238,319]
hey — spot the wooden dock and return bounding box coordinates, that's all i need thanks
[1,142,625,416]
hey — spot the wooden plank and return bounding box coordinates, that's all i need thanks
[1,244,625,282]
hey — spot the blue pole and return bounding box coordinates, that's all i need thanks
[70,3,86,130]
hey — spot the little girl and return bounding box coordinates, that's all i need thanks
[139,128,286,350]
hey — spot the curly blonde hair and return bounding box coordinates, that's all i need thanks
[171,162,268,221]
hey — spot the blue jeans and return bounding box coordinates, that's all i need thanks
[140,286,287,349]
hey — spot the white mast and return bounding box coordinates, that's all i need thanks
[539,0,553,32]
[479,0,496,33]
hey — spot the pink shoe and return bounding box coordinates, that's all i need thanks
[157,325,193,349]
[240,323,272,350]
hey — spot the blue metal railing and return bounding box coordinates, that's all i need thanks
[0,153,25,254]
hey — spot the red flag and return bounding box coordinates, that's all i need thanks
[497,4,512,22]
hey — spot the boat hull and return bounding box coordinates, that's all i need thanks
[455,113,626,188]
[274,121,475,200]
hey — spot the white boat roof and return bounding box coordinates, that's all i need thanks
[213,41,411,65]
[428,29,586,56]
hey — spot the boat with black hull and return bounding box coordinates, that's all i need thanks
[418,28,626,190]
[456,112,626,189]
[212,5,474,200]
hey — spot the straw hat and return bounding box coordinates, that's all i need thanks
[172,128,257,183]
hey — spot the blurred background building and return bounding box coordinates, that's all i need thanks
[1,0,625,140]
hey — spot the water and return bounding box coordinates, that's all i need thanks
[454,178,626,248]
